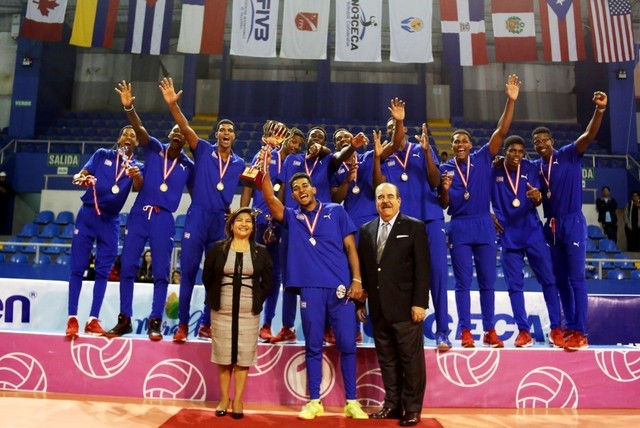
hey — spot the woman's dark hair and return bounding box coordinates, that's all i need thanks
[224,207,257,247]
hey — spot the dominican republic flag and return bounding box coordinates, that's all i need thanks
[388,0,432,63]
[20,0,69,42]
[335,0,382,62]
[177,0,226,54]
[230,0,279,58]
[539,0,585,62]
[70,0,119,48]
[440,0,488,66]
[491,0,537,62]
[588,0,635,63]
[280,0,330,59]
[124,0,174,55]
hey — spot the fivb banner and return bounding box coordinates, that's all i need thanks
[230,0,279,57]
[334,0,382,62]
[280,0,330,59]
[388,0,433,63]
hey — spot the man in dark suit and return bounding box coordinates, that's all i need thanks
[358,182,430,427]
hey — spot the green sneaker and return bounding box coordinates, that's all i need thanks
[298,400,324,420]
[344,400,369,419]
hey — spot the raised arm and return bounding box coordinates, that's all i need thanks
[379,98,406,160]
[576,91,608,155]
[159,77,199,151]
[372,130,387,189]
[417,123,441,188]
[438,171,451,209]
[488,74,521,156]
[115,80,149,146]
[260,149,285,222]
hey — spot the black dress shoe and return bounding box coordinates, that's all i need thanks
[399,411,421,426]
[369,407,402,419]
[215,409,227,417]
[231,412,244,419]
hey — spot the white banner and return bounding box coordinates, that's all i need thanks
[280,0,330,59]
[334,0,382,62]
[388,0,433,63]
[230,0,279,57]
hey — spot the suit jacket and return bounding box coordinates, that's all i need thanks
[358,213,431,324]
[202,240,273,315]
[596,197,617,224]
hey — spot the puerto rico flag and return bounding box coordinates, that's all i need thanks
[124,0,175,55]
[177,0,226,54]
[440,0,488,66]
[491,0,537,62]
[539,0,586,62]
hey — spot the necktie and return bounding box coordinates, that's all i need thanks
[376,222,389,263]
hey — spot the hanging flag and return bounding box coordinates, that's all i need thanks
[20,0,69,42]
[335,0,382,62]
[177,0,226,55]
[388,0,432,63]
[440,0,488,66]
[539,0,586,62]
[280,0,330,59]
[589,0,635,63]
[491,0,537,62]
[230,0,279,58]
[70,0,120,48]
[124,0,175,55]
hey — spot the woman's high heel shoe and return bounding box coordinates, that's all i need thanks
[231,401,244,419]
[215,400,229,417]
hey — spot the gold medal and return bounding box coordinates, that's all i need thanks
[160,182,168,192]
[216,182,225,191]
[512,198,520,208]
[111,184,120,194]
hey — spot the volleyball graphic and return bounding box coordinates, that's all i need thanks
[295,13,319,32]
[284,351,335,401]
[356,368,385,407]
[0,353,47,392]
[436,349,500,387]
[249,344,284,377]
[70,337,132,379]
[595,350,640,382]
[143,359,206,400]
[516,367,578,408]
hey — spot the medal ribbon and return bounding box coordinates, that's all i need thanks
[454,156,470,194]
[503,162,521,201]
[540,152,553,194]
[217,148,232,185]
[162,147,179,184]
[303,202,323,240]
[114,150,130,185]
[305,156,319,177]
[392,143,412,176]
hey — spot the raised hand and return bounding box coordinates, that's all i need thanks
[525,182,542,204]
[388,97,406,122]
[593,91,607,109]
[415,123,431,151]
[351,132,369,148]
[505,74,522,101]
[115,80,135,108]
[440,171,453,191]
[159,77,182,105]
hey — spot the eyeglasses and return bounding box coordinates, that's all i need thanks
[533,138,551,146]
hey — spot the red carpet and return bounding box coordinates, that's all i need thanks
[160,409,444,427]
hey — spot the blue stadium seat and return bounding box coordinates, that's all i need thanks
[34,210,55,225]
[614,254,635,270]
[39,223,59,239]
[175,214,187,228]
[10,253,29,264]
[56,255,71,265]
[606,269,625,280]
[174,227,184,243]
[0,237,22,253]
[587,225,606,240]
[586,239,598,253]
[35,254,52,265]
[54,211,75,225]
[598,239,620,254]
[119,212,129,227]
[23,237,44,254]
[630,270,640,280]
[59,224,75,240]
[17,223,39,238]
[43,238,66,255]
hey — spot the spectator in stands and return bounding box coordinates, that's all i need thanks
[0,171,15,235]
[624,191,640,252]
[106,80,194,342]
[137,250,154,283]
[596,186,618,242]
[171,270,181,285]
[533,91,608,352]
[109,256,122,282]
[440,151,449,163]
[160,77,245,343]
[202,207,272,420]
[65,126,142,339]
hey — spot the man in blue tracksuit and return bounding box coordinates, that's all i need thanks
[106,81,194,341]
[491,135,563,348]
[160,77,245,342]
[533,91,608,351]
[65,126,143,338]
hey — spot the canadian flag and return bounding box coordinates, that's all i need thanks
[20,0,69,42]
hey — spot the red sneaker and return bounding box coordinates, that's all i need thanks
[482,329,504,348]
[197,324,212,340]
[514,330,533,348]
[549,327,564,348]
[65,317,79,339]
[564,331,588,351]
[84,318,106,336]
[323,328,336,345]
[259,324,273,342]
[270,326,297,344]
[461,328,475,348]
[173,323,189,343]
